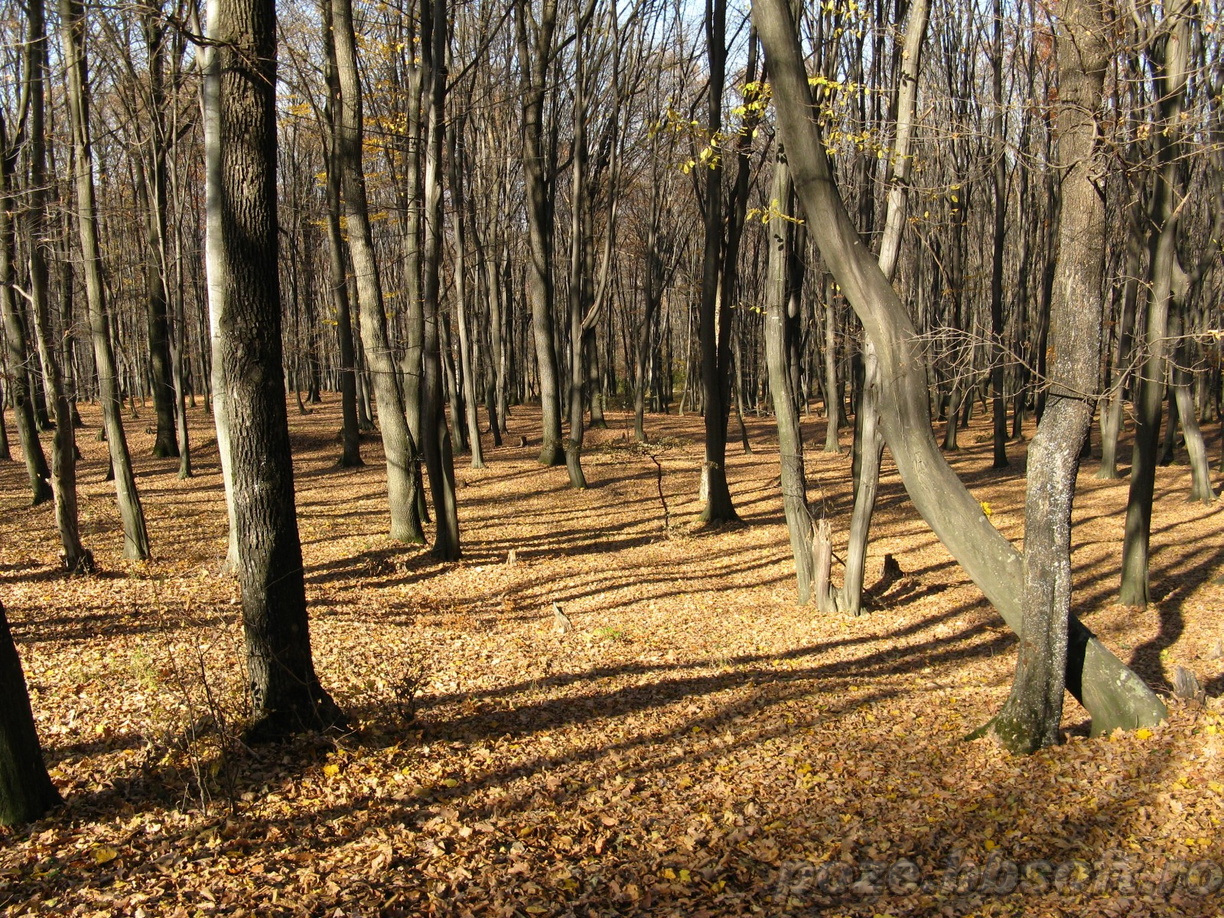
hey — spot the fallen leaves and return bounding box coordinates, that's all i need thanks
[0,402,1222,916]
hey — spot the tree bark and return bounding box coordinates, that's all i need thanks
[981,0,1110,754]
[421,0,460,559]
[60,0,150,561]
[0,602,62,826]
[330,0,424,541]
[209,0,344,738]
[1120,0,1192,608]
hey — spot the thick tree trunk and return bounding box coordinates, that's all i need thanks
[60,0,150,561]
[754,0,1166,736]
[0,602,62,826]
[981,0,1110,754]
[209,0,344,738]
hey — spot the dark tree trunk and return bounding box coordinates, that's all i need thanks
[329,0,424,541]
[211,0,344,738]
[0,603,62,826]
[421,0,460,559]
[1120,2,1191,608]
[0,127,52,505]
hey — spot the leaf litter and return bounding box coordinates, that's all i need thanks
[0,400,1221,917]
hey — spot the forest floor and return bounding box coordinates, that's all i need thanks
[0,397,1222,918]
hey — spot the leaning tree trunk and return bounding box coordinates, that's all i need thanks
[0,602,62,826]
[754,0,1166,737]
[208,0,344,738]
[979,0,1110,754]
[60,0,150,560]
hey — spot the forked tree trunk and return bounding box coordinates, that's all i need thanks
[754,0,1166,737]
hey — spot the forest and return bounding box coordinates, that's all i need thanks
[1,0,1222,913]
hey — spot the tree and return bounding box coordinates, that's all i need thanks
[206,0,345,737]
[59,0,151,561]
[0,602,61,826]
[979,0,1111,753]
[329,0,425,542]
[0,107,52,507]
[514,0,567,467]
[25,0,91,571]
[754,0,1166,737]
[1119,0,1196,607]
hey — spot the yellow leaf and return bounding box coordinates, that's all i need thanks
[1135,728,1153,740]
[661,867,676,880]
[323,763,341,777]
[985,840,997,851]
[92,845,120,866]
[980,501,993,518]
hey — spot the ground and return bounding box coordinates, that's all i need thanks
[0,396,1222,917]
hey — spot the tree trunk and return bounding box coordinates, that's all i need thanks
[754,0,1166,737]
[209,0,344,738]
[0,137,52,507]
[60,0,150,561]
[1120,1,1192,608]
[514,0,565,466]
[980,0,1110,754]
[838,0,928,617]
[0,602,62,826]
[421,0,460,559]
[24,0,91,571]
[330,0,424,542]
[764,153,813,603]
[321,18,362,470]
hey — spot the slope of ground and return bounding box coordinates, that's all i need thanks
[0,398,1221,917]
